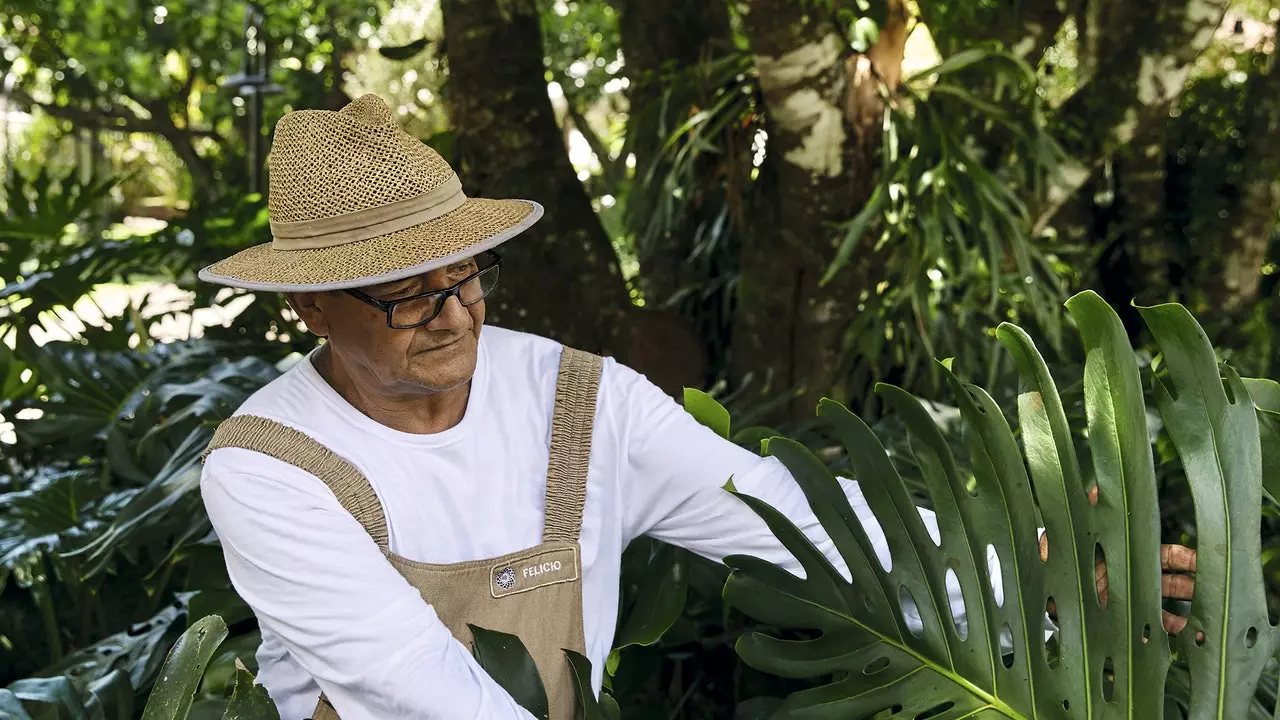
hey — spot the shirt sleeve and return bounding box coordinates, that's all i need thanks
[201,448,534,720]
[609,359,971,624]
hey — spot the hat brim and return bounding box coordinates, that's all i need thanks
[198,197,543,292]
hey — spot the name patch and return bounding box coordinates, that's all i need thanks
[490,546,579,598]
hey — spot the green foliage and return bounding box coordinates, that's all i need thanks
[133,615,276,720]
[723,291,1278,717]
[0,0,387,202]
[833,45,1070,412]
[470,624,551,719]
[221,661,279,720]
[140,615,229,720]
[608,540,689,673]
[566,650,621,720]
[684,388,732,439]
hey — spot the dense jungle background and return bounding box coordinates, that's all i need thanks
[2,0,1280,717]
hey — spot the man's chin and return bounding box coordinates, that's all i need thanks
[405,358,477,394]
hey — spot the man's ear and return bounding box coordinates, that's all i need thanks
[285,291,330,338]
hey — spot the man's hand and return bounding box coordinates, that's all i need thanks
[1040,485,1199,638]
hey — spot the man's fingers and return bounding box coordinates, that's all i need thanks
[1039,532,1049,563]
[1161,573,1195,600]
[1163,610,1189,635]
[1161,544,1197,573]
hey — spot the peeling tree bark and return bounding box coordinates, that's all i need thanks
[440,0,632,355]
[733,0,908,420]
[1038,0,1230,233]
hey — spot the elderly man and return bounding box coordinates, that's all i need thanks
[199,95,1195,720]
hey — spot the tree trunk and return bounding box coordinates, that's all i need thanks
[617,0,739,389]
[733,0,909,421]
[618,0,733,304]
[440,0,631,355]
[1038,0,1230,232]
[1210,29,1280,314]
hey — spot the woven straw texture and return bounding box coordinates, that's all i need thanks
[199,94,541,291]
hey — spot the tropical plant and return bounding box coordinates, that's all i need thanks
[715,290,1278,717]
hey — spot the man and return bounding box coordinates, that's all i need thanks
[199,95,1195,720]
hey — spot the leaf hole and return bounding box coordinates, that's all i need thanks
[1102,656,1115,702]
[1095,542,1109,610]
[1045,597,1060,669]
[1063,700,1071,711]
[1195,631,1205,647]
[1246,627,1258,648]
[1143,623,1152,644]
[1000,623,1014,668]
[968,389,987,412]
[944,568,967,640]
[965,473,979,498]
[987,544,1004,607]
[1154,365,1178,402]
[862,510,892,573]
[915,701,956,719]
[863,656,891,675]
[900,585,923,638]
[1222,375,1236,404]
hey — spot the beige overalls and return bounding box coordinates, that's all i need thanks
[203,347,602,719]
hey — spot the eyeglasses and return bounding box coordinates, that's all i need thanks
[345,251,502,329]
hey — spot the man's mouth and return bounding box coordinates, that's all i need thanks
[418,334,465,353]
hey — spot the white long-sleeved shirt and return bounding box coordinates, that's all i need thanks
[201,325,979,719]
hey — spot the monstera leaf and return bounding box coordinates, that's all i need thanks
[721,291,1279,718]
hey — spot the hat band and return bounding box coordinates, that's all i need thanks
[269,175,467,251]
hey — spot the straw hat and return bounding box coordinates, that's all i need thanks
[198,94,543,292]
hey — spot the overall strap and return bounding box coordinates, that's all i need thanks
[542,347,603,543]
[203,415,390,549]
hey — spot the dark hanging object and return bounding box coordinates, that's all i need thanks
[222,2,284,195]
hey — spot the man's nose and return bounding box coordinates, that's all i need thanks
[426,293,471,330]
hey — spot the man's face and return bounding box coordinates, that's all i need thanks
[287,256,489,395]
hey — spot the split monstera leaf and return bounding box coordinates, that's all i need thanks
[719,290,1279,718]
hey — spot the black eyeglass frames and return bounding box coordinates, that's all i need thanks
[344,251,502,329]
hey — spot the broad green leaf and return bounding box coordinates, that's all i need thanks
[1138,302,1276,718]
[609,542,688,671]
[1241,378,1280,503]
[188,590,253,631]
[564,650,611,720]
[469,624,549,720]
[85,669,136,720]
[733,696,783,719]
[220,661,279,720]
[0,689,34,720]
[722,295,1278,718]
[1064,290,1171,715]
[683,388,731,439]
[141,615,229,720]
[7,676,88,719]
[36,602,186,692]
